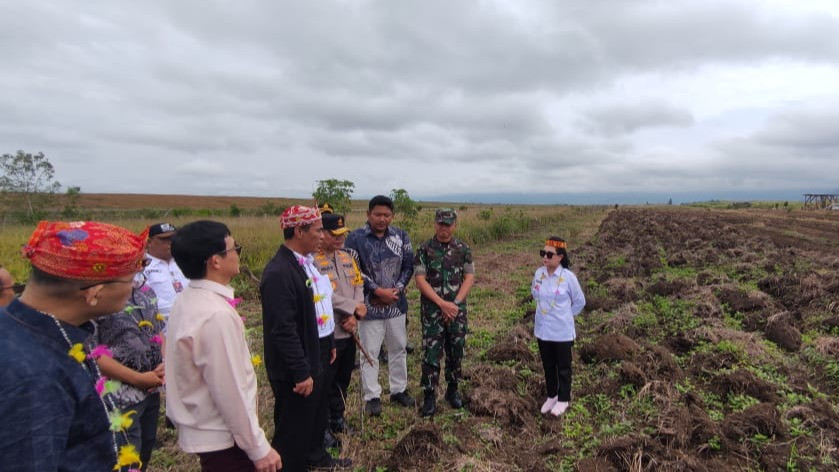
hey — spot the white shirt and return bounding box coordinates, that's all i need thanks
[531,267,586,342]
[165,279,271,461]
[144,254,190,316]
[292,250,335,339]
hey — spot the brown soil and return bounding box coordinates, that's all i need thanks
[764,311,803,351]
[388,423,446,471]
[579,333,641,363]
[565,208,839,471]
[375,207,839,471]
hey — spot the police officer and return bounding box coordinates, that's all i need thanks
[414,208,475,416]
[314,207,366,440]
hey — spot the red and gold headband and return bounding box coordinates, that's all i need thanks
[281,205,321,229]
[546,240,566,249]
[22,221,149,281]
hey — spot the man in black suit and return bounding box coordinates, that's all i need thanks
[261,205,351,471]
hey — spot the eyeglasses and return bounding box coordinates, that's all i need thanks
[539,250,557,259]
[215,244,243,257]
[2,283,26,295]
[79,272,147,291]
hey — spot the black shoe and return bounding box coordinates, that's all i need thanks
[390,391,415,407]
[420,391,436,417]
[445,384,463,409]
[365,398,382,417]
[329,417,347,434]
[309,456,352,470]
[323,429,340,450]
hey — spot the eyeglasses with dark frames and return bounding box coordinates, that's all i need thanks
[205,243,243,263]
[79,272,147,291]
[539,250,557,259]
[217,244,243,257]
[2,283,26,295]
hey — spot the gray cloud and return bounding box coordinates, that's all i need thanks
[1,0,838,200]
[580,101,695,135]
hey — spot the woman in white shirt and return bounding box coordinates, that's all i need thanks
[531,236,586,417]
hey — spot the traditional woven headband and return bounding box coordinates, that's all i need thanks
[546,240,567,249]
[22,221,149,281]
[281,205,321,229]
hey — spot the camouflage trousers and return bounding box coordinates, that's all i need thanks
[420,303,468,393]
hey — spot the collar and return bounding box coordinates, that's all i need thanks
[291,248,314,266]
[3,298,95,345]
[542,266,563,278]
[431,236,455,247]
[188,279,235,300]
[146,253,174,267]
[362,223,390,238]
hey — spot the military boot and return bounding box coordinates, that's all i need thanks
[420,390,436,417]
[445,382,463,409]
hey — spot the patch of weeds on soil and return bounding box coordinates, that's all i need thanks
[633,295,696,342]
[727,393,760,413]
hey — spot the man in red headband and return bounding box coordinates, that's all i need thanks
[261,205,352,471]
[0,221,149,472]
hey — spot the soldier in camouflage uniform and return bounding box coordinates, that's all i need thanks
[414,209,476,416]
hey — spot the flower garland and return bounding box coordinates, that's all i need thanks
[44,312,143,471]
[535,268,566,315]
[221,294,263,370]
[298,255,333,328]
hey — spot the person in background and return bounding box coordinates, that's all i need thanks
[166,220,281,472]
[0,265,17,307]
[314,207,366,442]
[414,209,475,417]
[531,236,586,417]
[92,272,165,472]
[143,222,189,323]
[261,206,351,471]
[0,221,148,471]
[344,195,415,417]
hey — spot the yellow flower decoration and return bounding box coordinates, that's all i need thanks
[251,354,263,368]
[68,343,86,363]
[108,409,137,432]
[313,293,325,303]
[155,313,164,322]
[92,262,106,273]
[113,444,142,470]
[137,320,153,329]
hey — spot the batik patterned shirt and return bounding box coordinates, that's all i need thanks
[345,223,414,320]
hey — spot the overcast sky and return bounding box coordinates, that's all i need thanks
[2,0,838,203]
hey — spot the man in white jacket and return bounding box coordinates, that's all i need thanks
[166,220,281,472]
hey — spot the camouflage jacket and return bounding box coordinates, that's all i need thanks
[414,236,474,306]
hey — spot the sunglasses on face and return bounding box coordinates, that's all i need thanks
[539,250,558,259]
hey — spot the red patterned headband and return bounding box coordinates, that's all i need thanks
[546,240,566,249]
[281,205,321,229]
[22,221,149,281]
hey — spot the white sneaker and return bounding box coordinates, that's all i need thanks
[540,396,558,414]
[550,401,569,416]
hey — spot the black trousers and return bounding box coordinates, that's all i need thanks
[537,339,574,402]
[197,444,254,472]
[270,337,333,472]
[328,337,357,421]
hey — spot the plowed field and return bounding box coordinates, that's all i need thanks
[377,208,839,471]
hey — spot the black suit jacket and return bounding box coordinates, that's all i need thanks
[261,245,332,384]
